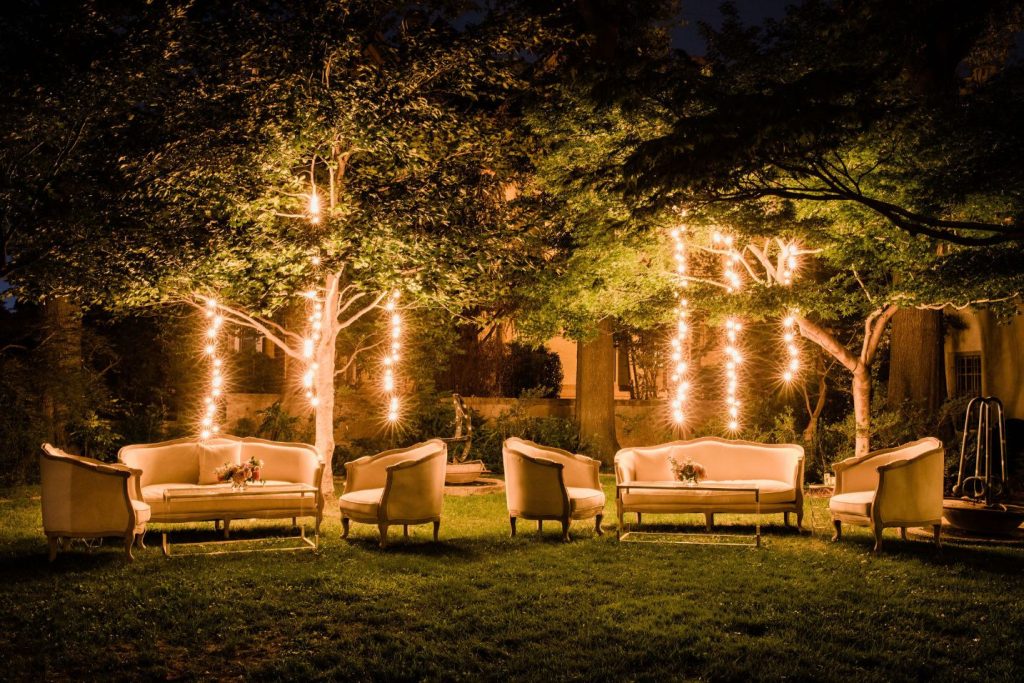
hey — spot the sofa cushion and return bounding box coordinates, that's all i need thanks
[566,487,605,514]
[339,487,384,519]
[632,451,675,481]
[621,479,794,506]
[829,491,874,518]
[198,442,242,485]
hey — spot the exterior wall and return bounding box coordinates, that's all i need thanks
[545,334,636,400]
[224,392,280,427]
[945,306,1024,420]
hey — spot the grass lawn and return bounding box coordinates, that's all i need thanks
[1,476,1022,681]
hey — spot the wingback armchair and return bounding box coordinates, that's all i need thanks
[502,437,605,541]
[829,437,944,553]
[40,444,151,561]
[339,439,446,548]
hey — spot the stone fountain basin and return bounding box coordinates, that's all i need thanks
[445,460,486,485]
[943,498,1024,535]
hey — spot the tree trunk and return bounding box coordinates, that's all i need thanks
[852,364,871,457]
[887,308,946,413]
[315,272,340,496]
[575,317,618,465]
[41,296,83,449]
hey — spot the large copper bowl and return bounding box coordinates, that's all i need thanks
[943,499,1024,534]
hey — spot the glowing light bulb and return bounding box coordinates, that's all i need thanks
[309,190,321,223]
[723,317,743,433]
[383,290,403,423]
[781,313,800,383]
[668,225,691,427]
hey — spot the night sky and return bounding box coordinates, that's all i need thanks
[673,0,790,54]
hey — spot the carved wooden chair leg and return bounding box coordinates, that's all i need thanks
[292,516,298,530]
[215,519,221,533]
[432,520,440,542]
[872,522,884,554]
[341,517,350,539]
[636,512,642,526]
[509,516,517,537]
[378,523,389,549]
[784,512,791,527]
[900,527,908,541]
[796,509,804,531]
[537,520,543,533]
[933,524,942,548]
[124,536,135,561]
[595,514,604,536]
[403,525,409,539]
[832,519,842,542]
[136,532,146,549]
[704,513,714,532]
[561,518,570,542]
[223,519,231,539]
[47,536,58,563]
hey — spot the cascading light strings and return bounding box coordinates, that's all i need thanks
[201,298,225,440]
[383,291,402,422]
[302,282,323,409]
[723,318,743,432]
[782,313,801,383]
[713,231,742,293]
[779,242,799,286]
[668,226,691,427]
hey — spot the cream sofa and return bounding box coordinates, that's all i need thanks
[502,437,605,541]
[614,437,805,531]
[340,439,447,548]
[118,435,324,538]
[41,444,151,561]
[830,437,944,553]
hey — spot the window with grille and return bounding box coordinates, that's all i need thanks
[954,353,982,397]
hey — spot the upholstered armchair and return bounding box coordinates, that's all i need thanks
[40,444,151,561]
[829,437,944,553]
[339,439,446,548]
[502,437,605,541]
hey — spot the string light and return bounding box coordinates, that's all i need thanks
[779,242,799,285]
[713,231,742,292]
[723,318,743,432]
[668,226,691,427]
[200,298,224,440]
[309,187,321,225]
[781,314,801,383]
[383,290,402,422]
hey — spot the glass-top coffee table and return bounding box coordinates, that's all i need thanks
[159,483,320,556]
[616,481,762,547]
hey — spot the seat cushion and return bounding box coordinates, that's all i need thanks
[339,487,384,519]
[131,499,152,525]
[566,487,605,514]
[829,491,874,518]
[621,479,795,507]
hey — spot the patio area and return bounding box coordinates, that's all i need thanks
[2,477,1022,681]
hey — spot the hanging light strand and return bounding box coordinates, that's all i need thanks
[383,290,402,422]
[668,226,690,426]
[779,242,799,286]
[723,318,743,432]
[782,313,801,383]
[302,281,323,409]
[713,231,742,293]
[200,298,225,440]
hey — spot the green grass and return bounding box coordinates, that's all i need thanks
[1,477,1022,681]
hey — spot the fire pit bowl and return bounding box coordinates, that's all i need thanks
[943,499,1024,535]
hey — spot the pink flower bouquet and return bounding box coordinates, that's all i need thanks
[215,456,264,489]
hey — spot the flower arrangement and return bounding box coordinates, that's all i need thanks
[215,456,264,489]
[668,455,706,485]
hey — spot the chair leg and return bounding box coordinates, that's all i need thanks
[595,514,604,536]
[933,524,942,549]
[796,509,804,531]
[341,517,350,539]
[509,516,517,537]
[47,536,58,563]
[292,516,298,530]
[616,499,623,530]
[872,521,884,554]
[704,513,714,532]
[784,512,791,527]
[561,518,570,542]
[215,519,221,533]
[433,520,440,542]
[900,527,908,541]
[832,519,842,542]
[378,523,389,549]
[124,536,135,561]
[223,519,231,539]
[403,525,409,539]
[636,512,642,526]
[136,532,146,549]
[537,520,543,533]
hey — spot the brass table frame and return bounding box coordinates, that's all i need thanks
[159,483,320,557]
[616,482,761,547]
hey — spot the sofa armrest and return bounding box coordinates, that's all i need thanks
[381,451,445,521]
[561,454,601,490]
[503,450,569,518]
